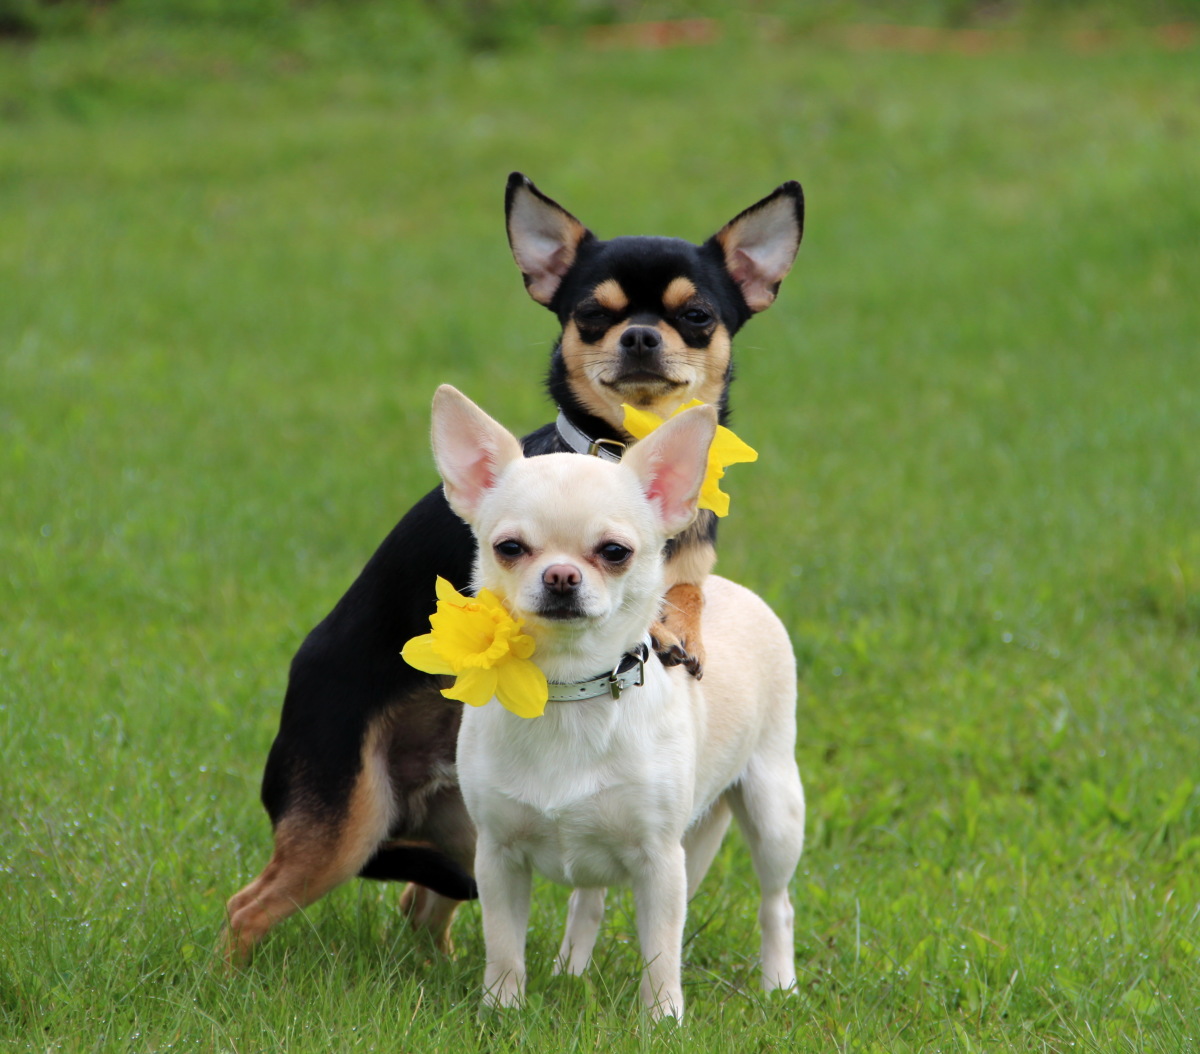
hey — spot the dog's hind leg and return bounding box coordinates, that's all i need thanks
[553,887,606,976]
[396,787,478,953]
[225,727,396,964]
[399,885,463,954]
[727,754,805,992]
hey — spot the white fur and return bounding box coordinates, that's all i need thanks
[432,386,805,1022]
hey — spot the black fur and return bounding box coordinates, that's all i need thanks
[250,173,802,907]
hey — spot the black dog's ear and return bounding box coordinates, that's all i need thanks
[505,173,591,307]
[710,181,804,313]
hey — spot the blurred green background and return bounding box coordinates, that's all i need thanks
[2,3,1198,1051]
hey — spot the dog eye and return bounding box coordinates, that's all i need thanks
[681,307,712,326]
[597,543,631,565]
[575,305,613,327]
[494,539,526,559]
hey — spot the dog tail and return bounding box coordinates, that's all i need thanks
[357,841,479,900]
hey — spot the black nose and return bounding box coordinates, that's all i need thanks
[619,326,662,358]
[542,564,582,595]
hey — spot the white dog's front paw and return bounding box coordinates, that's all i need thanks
[643,981,685,1023]
[482,967,525,1010]
[552,953,588,977]
[762,970,798,994]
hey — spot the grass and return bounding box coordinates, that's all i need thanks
[2,9,1199,1052]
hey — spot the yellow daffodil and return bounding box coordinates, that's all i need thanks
[401,577,548,719]
[622,400,758,517]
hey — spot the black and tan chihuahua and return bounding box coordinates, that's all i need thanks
[226,173,804,961]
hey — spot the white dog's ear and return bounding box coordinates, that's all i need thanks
[505,172,591,307]
[623,405,718,538]
[710,181,804,313]
[431,385,524,523]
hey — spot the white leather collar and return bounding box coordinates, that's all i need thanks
[555,411,626,463]
[546,641,649,702]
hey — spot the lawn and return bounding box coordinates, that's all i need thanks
[1,8,1198,1051]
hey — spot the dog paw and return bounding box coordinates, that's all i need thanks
[650,622,704,679]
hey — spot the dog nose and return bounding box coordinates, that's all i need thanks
[619,326,661,358]
[542,564,582,595]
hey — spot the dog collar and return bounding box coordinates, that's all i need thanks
[546,642,649,702]
[555,411,626,463]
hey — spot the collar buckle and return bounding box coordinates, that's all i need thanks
[556,410,625,463]
[608,653,645,699]
[588,437,627,460]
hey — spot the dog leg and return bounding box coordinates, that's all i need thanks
[654,534,716,678]
[225,811,390,964]
[632,843,688,1021]
[397,787,478,953]
[683,799,733,898]
[225,728,396,964]
[553,887,606,976]
[399,885,463,954]
[657,583,706,678]
[476,835,532,1009]
[727,757,805,992]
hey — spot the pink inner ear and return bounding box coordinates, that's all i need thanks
[643,461,696,528]
[729,247,758,286]
[468,448,501,494]
[644,479,668,515]
[545,244,571,278]
[730,248,775,311]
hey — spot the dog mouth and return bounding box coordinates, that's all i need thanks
[602,369,684,391]
[532,602,591,622]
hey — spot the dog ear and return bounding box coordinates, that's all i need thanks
[505,172,591,307]
[430,385,524,523]
[623,405,718,538]
[710,181,804,313]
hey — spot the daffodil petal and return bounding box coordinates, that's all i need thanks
[711,425,758,466]
[401,634,456,675]
[621,403,664,440]
[698,477,731,517]
[668,398,706,418]
[429,604,494,661]
[442,666,498,707]
[701,423,757,516]
[508,631,536,660]
[494,658,550,719]
[474,586,506,610]
[434,576,469,605]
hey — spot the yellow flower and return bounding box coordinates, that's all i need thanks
[622,400,758,517]
[401,577,549,719]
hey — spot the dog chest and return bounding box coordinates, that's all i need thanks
[493,782,687,889]
[458,703,697,887]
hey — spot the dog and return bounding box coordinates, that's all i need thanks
[225,174,804,962]
[430,385,805,1021]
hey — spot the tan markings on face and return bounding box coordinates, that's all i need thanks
[662,276,698,314]
[561,319,629,424]
[689,324,732,408]
[562,318,732,432]
[592,278,629,314]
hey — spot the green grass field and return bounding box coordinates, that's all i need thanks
[2,8,1199,1051]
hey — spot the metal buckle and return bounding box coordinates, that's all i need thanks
[607,655,645,699]
[587,437,626,461]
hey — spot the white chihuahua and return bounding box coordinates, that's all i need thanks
[430,385,805,1022]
